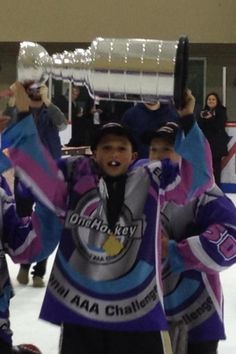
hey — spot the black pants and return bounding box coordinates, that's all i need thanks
[212,157,222,187]
[188,340,218,354]
[15,177,48,278]
[0,337,12,354]
[21,258,47,278]
[60,323,167,354]
[14,176,34,217]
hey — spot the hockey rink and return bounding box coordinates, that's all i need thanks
[8,195,236,354]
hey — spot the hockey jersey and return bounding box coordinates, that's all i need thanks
[162,185,236,342]
[1,115,213,332]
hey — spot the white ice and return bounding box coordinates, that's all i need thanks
[7,195,236,354]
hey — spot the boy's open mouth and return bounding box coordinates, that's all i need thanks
[108,161,120,167]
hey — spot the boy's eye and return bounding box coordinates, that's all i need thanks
[102,145,112,151]
[150,147,159,152]
[151,147,173,153]
[151,147,164,152]
[101,145,127,152]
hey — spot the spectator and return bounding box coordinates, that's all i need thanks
[198,92,229,186]
[96,100,134,124]
[122,101,178,158]
[54,85,94,146]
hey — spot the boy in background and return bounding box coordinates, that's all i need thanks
[142,122,236,354]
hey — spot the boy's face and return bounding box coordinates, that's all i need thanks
[93,134,136,177]
[149,137,179,162]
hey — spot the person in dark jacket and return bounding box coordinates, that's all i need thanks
[54,85,94,147]
[121,101,179,158]
[198,92,229,186]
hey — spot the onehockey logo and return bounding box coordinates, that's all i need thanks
[67,214,137,238]
[65,189,144,270]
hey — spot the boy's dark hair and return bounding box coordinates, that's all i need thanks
[141,122,179,146]
[91,122,137,151]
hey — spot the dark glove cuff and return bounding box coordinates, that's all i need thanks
[178,114,195,134]
[17,111,30,121]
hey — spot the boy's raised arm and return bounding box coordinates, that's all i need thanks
[151,90,214,205]
[175,90,214,201]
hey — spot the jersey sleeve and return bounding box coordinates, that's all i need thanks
[0,179,61,264]
[168,194,236,273]
[1,115,66,215]
[174,120,214,200]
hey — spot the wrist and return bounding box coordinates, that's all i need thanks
[178,114,195,134]
[17,105,30,112]
[43,99,51,107]
[17,111,30,121]
[178,109,194,118]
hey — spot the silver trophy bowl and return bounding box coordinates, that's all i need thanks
[17,36,188,108]
[17,41,52,88]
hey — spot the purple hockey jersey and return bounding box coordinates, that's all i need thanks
[162,185,236,342]
[1,115,213,332]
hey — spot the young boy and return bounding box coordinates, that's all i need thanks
[0,83,213,354]
[142,123,236,354]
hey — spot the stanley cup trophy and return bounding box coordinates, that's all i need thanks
[17,36,188,108]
